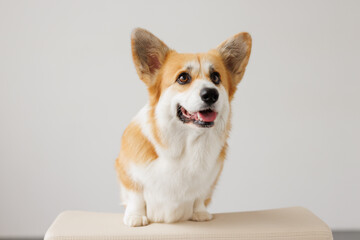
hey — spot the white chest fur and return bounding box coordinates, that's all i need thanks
[127,104,226,222]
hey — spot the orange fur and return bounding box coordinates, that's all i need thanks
[115,121,158,191]
[117,43,248,194]
[116,29,252,226]
[144,51,234,147]
[159,52,232,96]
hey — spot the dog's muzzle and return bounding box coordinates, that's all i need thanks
[177,104,217,128]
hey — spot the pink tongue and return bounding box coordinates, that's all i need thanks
[198,111,217,122]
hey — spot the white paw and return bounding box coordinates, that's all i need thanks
[123,214,149,227]
[191,211,213,222]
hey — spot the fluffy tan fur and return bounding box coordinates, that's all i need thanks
[115,28,252,226]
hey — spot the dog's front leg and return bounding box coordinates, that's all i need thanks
[123,191,149,227]
[191,198,213,222]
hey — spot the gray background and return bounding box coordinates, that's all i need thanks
[0,0,359,237]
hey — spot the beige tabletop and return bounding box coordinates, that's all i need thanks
[44,206,333,240]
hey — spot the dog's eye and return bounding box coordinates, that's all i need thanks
[176,72,191,85]
[210,72,221,84]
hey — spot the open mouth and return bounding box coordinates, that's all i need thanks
[177,104,217,128]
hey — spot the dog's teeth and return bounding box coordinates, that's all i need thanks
[197,112,202,121]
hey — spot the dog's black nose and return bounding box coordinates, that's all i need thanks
[200,88,219,105]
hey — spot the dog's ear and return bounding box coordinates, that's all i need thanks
[131,28,170,86]
[217,32,252,86]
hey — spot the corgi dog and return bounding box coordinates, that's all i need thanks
[115,28,252,227]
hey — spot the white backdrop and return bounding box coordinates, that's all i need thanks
[1,0,359,237]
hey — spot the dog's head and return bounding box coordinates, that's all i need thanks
[131,28,251,130]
